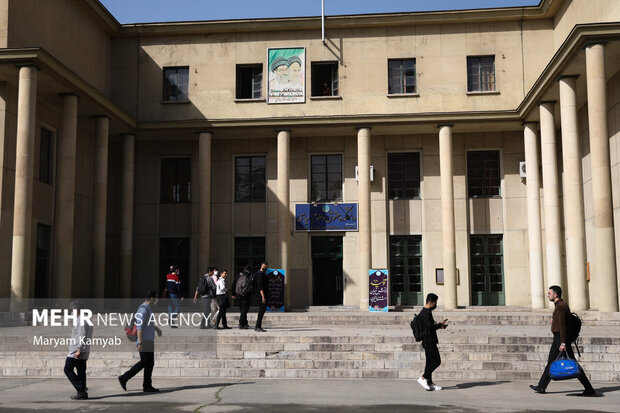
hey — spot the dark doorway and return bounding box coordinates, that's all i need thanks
[470,234,505,305]
[34,224,52,298]
[311,236,343,305]
[159,238,190,298]
[389,235,423,306]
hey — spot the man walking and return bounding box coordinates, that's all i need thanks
[254,261,269,332]
[194,267,217,329]
[232,265,254,329]
[166,266,183,328]
[118,291,162,393]
[417,293,447,391]
[530,285,596,396]
[64,300,93,400]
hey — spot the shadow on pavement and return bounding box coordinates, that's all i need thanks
[86,381,251,400]
[443,381,510,390]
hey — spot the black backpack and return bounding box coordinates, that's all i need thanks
[235,272,254,296]
[197,275,209,296]
[567,311,582,356]
[410,313,424,342]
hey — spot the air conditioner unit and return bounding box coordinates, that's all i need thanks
[355,165,375,182]
[519,161,526,178]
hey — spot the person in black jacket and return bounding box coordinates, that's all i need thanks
[417,293,448,391]
[254,261,269,332]
[231,265,253,329]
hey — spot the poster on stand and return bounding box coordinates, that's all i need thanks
[266,268,285,312]
[369,269,388,312]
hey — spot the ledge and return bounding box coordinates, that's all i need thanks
[161,100,191,104]
[466,91,501,96]
[309,95,342,101]
[387,93,420,98]
[234,98,266,103]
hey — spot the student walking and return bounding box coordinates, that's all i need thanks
[417,293,448,391]
[64,300,93,400]
[215,270,231,329]
[166,266,183,328]
[118,291,163,393]
[194,267,217,329]
[254,261,269,332]
[530,285,596,396]
[232,265,254,329]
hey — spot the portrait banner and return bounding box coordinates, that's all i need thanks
[369,269,389,312]
[267,47,305,104]
[266,268,285,312]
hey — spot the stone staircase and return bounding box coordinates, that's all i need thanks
[1,309,620,381]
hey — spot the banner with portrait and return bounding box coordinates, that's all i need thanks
[267,47,305,104]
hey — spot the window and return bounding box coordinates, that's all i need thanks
[234,237,265,275]
[34,224,51,299]
[163,66,189,101]
[311,62,338,96]
[235,156,266,202]
[311,154,342,202]
[236,64,263,99]
[388,59,416,94]
[388,153,421,199]
[39,128,52,184]
[161,158,191,203]
[467,150,500,198]
[390,236,423,305]
[470,234,504,305]
[467,56,495,92]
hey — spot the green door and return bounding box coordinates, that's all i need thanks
[389,236,423,306]
[470,234,504,306]
[311,236,343,305]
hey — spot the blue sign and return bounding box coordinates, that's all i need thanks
[295,203,358,231]
[369,269,389,312]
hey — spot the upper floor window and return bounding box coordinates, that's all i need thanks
[163,66,189,102]
[467,56,495,92]
[388,59,416,94]
[467,150,500,198]
[388,153,421,199]
[311,154,342,202]
[236,64,263,99]
[235,156,266,202]
[311,62,338,97]
[39,128,53,184]
[161,158,191,203]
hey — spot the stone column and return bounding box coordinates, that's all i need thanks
[439,125,457,309]
[120,134,135,298]
[357,127,371,310]
[585,43,619,312]
[277,130,291,308]
[92,116,109,298]
[10,66,37,300]
[198,132,212,283]
[559,76,588,310]
[539,101,563,290]
[53,94,78,298]
[524,123,546,309]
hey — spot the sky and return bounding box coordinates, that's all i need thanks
[100,0,541,24]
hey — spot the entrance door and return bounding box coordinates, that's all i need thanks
[311,236,343,305]
[34,224,52,299]
[470,234,505,305]
[159,238,190,298]
[389,235,423,305]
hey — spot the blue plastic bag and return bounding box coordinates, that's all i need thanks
[549,352,582,381]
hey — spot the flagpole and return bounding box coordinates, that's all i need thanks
[322,0,325,43]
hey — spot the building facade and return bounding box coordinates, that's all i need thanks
[0,0,619,311]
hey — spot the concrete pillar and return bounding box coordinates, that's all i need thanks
[357,127,371,310]
[198,132,212,283]
[277,130,291,308]
[539,101,563,290]
[439,125,457,309]
[120,134,135,298]
[559,76,588,310]
[92,116,109,298]
[10,66,37,300]
[523,123,546,309]
[54,94,78,298]
[585,43,619,312]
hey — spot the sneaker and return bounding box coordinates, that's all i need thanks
[71,392,88,400]
[430,383,442,391]
[529,385,545,394]
[417,377,431,391]
[118,376,127,391]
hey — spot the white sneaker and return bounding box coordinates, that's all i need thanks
[430,383,442,391]
[417,377,431,390]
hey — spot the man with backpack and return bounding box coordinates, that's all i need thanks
[415,293,448,391]
[232,265,254,329]
[530,285,596,396]
[193,267,218,329]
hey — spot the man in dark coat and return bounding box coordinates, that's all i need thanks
[417,293,447,391]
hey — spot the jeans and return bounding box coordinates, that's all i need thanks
[422,341,441,384]
[64,357,87,393]
[120,340,155,390]
[538,333,594,391]
[168,294,180,325]
[237,295,251,327]
[215,295,229,328]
